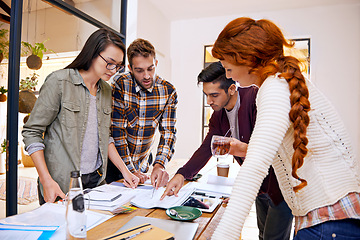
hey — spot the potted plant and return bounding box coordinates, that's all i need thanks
[19,72,38,118]
[0,139,5,154]
[21,40,52,70]
[0,26,9,63]
[18,73,38,167]
[0,86,7,102]
[20,72,38,91]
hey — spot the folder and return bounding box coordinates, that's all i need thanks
[115,216,198,240]
[102,223,174,240]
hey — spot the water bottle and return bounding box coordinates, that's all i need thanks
[66,170,87,239]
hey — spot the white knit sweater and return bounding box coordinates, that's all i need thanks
[212,75,360,240]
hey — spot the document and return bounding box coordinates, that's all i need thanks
[0,223,58,240]
[0,229,43,240]
[130,184,195,209]
[0,203,112,240]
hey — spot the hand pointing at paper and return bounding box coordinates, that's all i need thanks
[160,174,184,200]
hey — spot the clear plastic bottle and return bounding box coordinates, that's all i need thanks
[66,170,87,240]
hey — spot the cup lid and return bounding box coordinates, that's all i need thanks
[217,163,230,167]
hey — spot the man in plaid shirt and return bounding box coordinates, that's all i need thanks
[106,39,177,189]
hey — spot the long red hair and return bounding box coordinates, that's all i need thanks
[212,17,310,192]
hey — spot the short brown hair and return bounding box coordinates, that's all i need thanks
[127,38,156,66]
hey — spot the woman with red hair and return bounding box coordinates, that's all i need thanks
[211,17,360,240]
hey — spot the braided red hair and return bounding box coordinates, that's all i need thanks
[212,18,310,192]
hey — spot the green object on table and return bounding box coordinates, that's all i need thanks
[166,206,202,221]
[189,173,202,181]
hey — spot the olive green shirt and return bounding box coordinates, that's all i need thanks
[22,68,112,194]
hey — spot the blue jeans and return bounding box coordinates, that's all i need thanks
[294,219,360,240]
[255,193,293,240]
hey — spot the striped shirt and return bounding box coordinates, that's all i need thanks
[295,192,360,233]
[111,72,177,173]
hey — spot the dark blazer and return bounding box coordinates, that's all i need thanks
[177,85,284,205]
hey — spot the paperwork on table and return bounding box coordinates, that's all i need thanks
[0,203,112,240]
[106,175,235,210]
[128,175,234,209]
[130,183,195,209]
[84,184,136,212]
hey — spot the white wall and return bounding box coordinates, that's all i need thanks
[167,3,360,159]
[21,0,121,54]
[135,0,172,80]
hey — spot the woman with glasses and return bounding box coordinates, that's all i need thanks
[22,28,139,204]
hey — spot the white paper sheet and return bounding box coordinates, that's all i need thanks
[0,230,42,240]
[0,203,112,240]
[130,184,195,209]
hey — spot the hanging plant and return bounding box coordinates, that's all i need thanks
[21,40,52,70]
[0,86,7,102]
[0,139,6,154]
[19,72,38,114]
[20,72,39,91]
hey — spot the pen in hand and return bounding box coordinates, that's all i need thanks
[151,179,157,199]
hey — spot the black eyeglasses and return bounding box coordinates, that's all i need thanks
[98,54,124,72]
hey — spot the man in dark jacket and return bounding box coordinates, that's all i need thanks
[162,62,293,240]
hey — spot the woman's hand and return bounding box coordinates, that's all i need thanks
[107,142,146,186]
[160,174,185,200]
[122,171,140,189]
[30,150,65,203]
[229,138,248,157]
[41,178,66,203]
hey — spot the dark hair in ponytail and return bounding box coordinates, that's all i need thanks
[212,17,310,192]
[66,28,125,70]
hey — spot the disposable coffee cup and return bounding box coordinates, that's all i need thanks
[217,163,230,177]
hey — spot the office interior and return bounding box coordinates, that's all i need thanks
[0,0,359,232]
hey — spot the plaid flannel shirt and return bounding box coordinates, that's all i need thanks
[111,72,177,173]
[295,192,360,233]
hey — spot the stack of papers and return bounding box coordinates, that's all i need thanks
[83,184,137,212]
